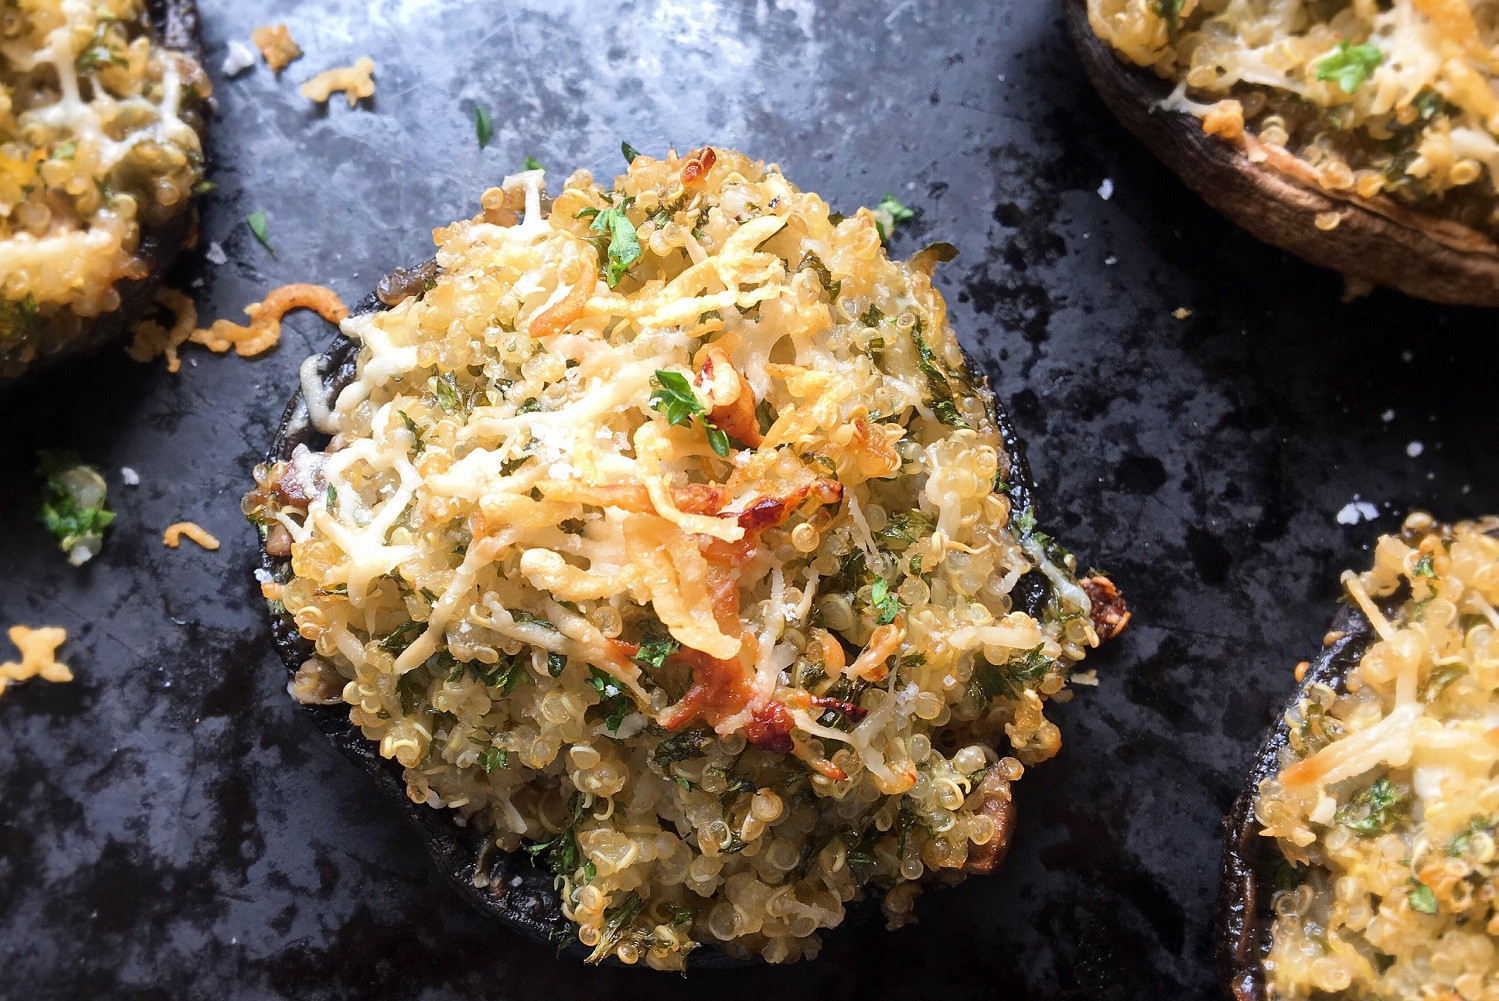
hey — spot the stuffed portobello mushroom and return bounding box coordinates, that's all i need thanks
[1,0,210,380]
[1221,514,1499,1000]
[1068,0,1499,305]
[245,148,1128,968]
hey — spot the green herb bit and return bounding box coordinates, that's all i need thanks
[1412,553,1435,578]
[1408,881,1438,915]
[1316,41,1383,95]
[1336,777,1409,835]
[874,510,934,551]
[635,628,681,671]
[525,793,587,877]
[246,210,275,256]
[969,645,1051,711]
[872,193,915,242]
[377,620,424,654]
[524,154,543,171]
[397,410,424,451]
[481,746,508,773]
[432,372,464,414]
[53,142,76,161]
[547,651,567,677]
[869,576,901,625]
[654,728,714,769]
[648,370,731,457]
[474,104,494,149]
[587,667,632,732]
[36,450,114,566]
[621,141,642,164]
[588,891,645,963]
[796,252,842,302]
[910,326,971,429]
[589,202,643,287]
[1149,0,1184,32]
[192,179,217,197]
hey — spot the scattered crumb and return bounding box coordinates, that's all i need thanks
[222,39,256,77]
[1104,255,1117,265]
[1314,210,1341,231]
[205,241,227,266]
[251,24,302,75]
[163,522,221,551]
[300,57,376,108]
[1336,500,1379,525]
[1293,660,1310,683]
[1173,307,1193,320]
[1070,669,1099,687]
[1097,178,1114,200]
[0,625,71,700]
[1406,440,1424,458]
[1381,408,1395,422]
[126,288,196,373]
[120,467,140,486]
[1401,350,1414,362]
[192,284,350,360]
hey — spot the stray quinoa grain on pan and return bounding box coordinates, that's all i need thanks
[0,0,209,378]
[245,148,1126,968]
[1250,515,1499,999]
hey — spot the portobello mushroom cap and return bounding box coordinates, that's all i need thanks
[1216,598,1392,1000]
[1063,0,1499,308]
[258,267,1052,965]
[2,0,210,384]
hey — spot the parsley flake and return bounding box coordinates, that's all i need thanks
[474,104,494,149]
[246,211,275,256]
[1316,41,1383,94]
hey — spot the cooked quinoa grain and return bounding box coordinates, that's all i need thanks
[245,149,1120,968]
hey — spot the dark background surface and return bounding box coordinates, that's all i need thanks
[1,1,1493,998]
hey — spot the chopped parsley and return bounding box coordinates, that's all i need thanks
[874,510,933,551]
[474,104,494,149]
[587,667,632,732]
[869,576,901,625]
[587,891,645,964]
[52,141,76,161]
[589,201,642,288]
[910,324,971,429]
[1335,777,1408,835]
[873,193,915,242]
[796,252,841,302]
[246,210,275,256]
[648,370,730,457]
[547,651,567,678]
[969,645,1051,710]
[1445,814,1498,857]
[525,792,587,876]
[481,746,508,773]
[376,620,424,655]
[634,626,680,670]
[1408,881,1438,915]
[524,155,543,171]
[1149,0,1184,32]
[36,450,114,566]
[1412,553,1435,578]
[1316,41,1383,95]
[654,729,714,769]
[621,141,642,164]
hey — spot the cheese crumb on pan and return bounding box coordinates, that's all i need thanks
[0,626,71,700]
[163,522,220,551]
[192,284,349,360]
[245,149,1122,968]
[126,288,197,372]
[300,58,376,108]
[1255,514,1499,999]
[251,24,302,75]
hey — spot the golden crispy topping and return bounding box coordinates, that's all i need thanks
[162,521,220,551]
[0,626,71,699]
[299,57,376,108]
[251,24,302,74]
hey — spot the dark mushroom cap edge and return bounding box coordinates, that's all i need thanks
[1062,0,1499,308]
[1216,597,1398,1001]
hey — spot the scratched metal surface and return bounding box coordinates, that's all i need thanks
[1,1,1494,998]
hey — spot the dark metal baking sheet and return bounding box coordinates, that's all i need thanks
[2,1,1494,998]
